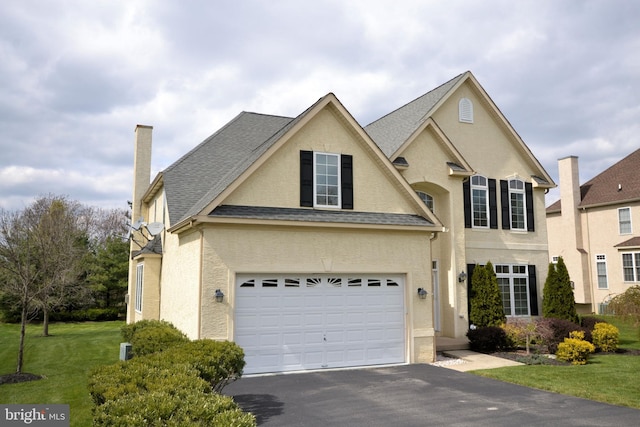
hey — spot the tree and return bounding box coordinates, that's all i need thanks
[469,261,506,327]
[607,285,640,329]
[0,208,42,373]
[542,257,578,323]
[86,235,129,309]
[23,196,90,336]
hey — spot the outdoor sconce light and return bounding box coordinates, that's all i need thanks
[214,289,224,303]
[417,288,428,299]
[458,271,467,283]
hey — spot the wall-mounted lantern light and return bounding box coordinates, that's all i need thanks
[458,271,467,283]
[417,288,428,299]
[214,289,224,303]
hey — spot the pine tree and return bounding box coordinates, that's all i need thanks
[470,262,506,327]
[542,257,578,322]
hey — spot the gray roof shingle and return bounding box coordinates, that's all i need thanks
[162,112,294,225]
[364,73,466,156]
[210,205,435,227]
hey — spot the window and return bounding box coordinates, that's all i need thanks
[622,252,640,282]
[619,208,632,234]
[500,179,534,231]
[314,152,340,207]
[471,175,489,228]
[495,264,530,316]
[509,179,526,230]
[596,255,608,289]
[459,98,473,123]
[135,264,144,313]
[300,151,353,209]
[416,191,434,212]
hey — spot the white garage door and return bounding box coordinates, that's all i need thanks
[235,274,406,375]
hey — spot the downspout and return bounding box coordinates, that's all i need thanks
[583,207,596,313]
[197,229,204,339]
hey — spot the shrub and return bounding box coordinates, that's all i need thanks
[536,317,591,354]
[542,257,578,323]
[467,326,509,352]
[93,389,256,427]
[591,322,619,352]
[469,262,506,328]
[164,340,246,392]
[88,357,209,406]
[608,285,640,333]
[501,319,538,354]
[556,331,595,365]
[121,319,189,357]
[580,316,606,331]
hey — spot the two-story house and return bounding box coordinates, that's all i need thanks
[127,71,554,374]
[546,150,640,314]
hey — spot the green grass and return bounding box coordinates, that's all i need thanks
[0,321,123,427]
[473,316,640,409]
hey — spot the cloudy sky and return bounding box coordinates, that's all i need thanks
[1,0,638,212]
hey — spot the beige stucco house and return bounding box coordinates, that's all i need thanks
[127,71,554,374]
[547,150,640,314]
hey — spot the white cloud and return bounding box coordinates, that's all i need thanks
[0,0,639,212]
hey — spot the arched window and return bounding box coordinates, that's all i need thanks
[509,178,526,230]
[416,191,434,213]
[459,98,473,123]
[471,175,488,227]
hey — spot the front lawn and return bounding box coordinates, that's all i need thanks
[473,316,640,409]
[0,321,123,427]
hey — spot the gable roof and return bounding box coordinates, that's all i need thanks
[547,148,640,212]
[161,112,294,225]
[364,73,465,157]
[364,71,555,187]
[161,93,443,233]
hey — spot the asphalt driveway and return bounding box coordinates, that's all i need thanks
[225,364,640,426]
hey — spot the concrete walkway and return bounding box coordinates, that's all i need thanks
[438,350,524,371]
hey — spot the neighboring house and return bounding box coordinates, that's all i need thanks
[546,150,640,314]
[127,71,555,374]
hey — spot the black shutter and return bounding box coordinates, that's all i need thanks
[467,263,476,326]
[463,179,471,228]
[341,154,353,210]
[489,178,498,229]
[525,182,535,232]
[500,180,510,230]
[528,265,539,315]
[300,151,314,207]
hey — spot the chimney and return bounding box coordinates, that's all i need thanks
[132,125,153,222]
[558,155,583,248]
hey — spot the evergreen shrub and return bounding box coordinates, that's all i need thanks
[556,331,595,365]
[121,319,189,357]
[163,340,246,392]
[591,322,619,352]
[467,326,510,352]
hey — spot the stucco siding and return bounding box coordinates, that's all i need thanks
[223,106,417,214]
[158,229,201,339]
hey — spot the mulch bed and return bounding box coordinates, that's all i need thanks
[490,347,640,365]
[0,372,43,385]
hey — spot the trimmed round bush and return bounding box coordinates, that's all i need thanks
[88,357,209,406]
[591,322,619,352]
[556,331,595,365]
[121,319,189,357]
[92,389,256,427]
[467,326,509,352]
[164,340,246,392]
